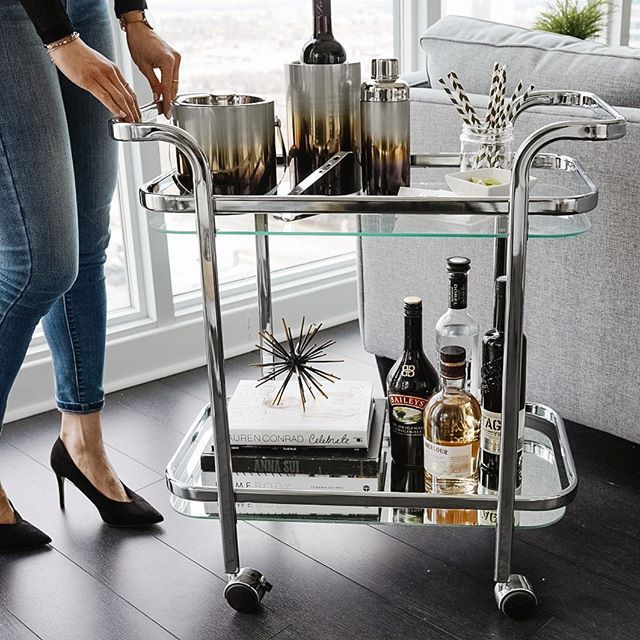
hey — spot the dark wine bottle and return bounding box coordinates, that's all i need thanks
[390,462,424,523]
[301,0,347,64]
[480,276,526,490]
[387,296,439,467]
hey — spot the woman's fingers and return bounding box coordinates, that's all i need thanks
[90,84,127,119]
[158,55,177,117]
[48,38,141,121]
[113,65,142,121]
[171,53,181,102]
[139,63,162,103]
[96,73,136,122]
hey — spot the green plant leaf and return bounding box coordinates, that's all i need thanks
[533,0,611,40]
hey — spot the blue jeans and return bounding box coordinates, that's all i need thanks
[0,0,117,425]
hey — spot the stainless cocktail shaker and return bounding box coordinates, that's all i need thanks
[285,61,361,195]
[360,58,410,195]
[172,93,277,195]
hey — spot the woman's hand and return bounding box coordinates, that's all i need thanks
[49,38,141,122]
[124,21,181,118]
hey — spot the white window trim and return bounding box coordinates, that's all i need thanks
[607,0,633,45]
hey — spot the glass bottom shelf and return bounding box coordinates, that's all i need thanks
[166,403,577,529]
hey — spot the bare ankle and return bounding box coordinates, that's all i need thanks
[0,485,16,525]
[60,411,104,453]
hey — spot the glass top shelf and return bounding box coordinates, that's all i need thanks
[166,403,575,529]
[140,153,597,239]
[148,207,591,239]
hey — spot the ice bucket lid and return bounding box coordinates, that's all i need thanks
[174,92,272,107]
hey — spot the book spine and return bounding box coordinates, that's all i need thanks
[201,472,379,492]
[228,428,368,448]
[200,452,380,477]
[204,502,378,517]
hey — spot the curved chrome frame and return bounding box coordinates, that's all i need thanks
[136,152,598,217]
[165,400,577,513]
[495,90,625,582]
[109,90,625,586]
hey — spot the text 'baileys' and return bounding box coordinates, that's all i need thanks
[387,296,439,467]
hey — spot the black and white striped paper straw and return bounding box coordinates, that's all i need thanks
[486,65,507,129]
[447,71,481,127]
[485,63,502,128]
[510,84,535,122]
[502,79,524,126]
[437,76,479,128]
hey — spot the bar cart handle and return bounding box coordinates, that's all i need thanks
[511,90,626,140]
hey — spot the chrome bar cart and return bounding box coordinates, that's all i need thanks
[110,90,625,617]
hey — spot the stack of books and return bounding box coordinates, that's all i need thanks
[200,379,386,519]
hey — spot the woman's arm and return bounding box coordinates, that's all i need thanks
[18,0,75,45]
[18,1,180,121]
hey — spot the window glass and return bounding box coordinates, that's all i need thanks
[441,1,547,29]
[630,0,640,45]
[106,192,134,312]
[151,0,395,297]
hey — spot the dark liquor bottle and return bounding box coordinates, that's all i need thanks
[390,462,424,524]
[387,296,439,467]
[301,0,347,64]
[480,276,527,490]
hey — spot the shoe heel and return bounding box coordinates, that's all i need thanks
[56,474,66,510]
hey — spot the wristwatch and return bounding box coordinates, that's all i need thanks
[119,10,153,32]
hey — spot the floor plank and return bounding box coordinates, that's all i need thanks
[371,524,640,639]
[0,447,290,640]
[563,420,640,491]
[530,618,603,640]
[139,481,458,640]
[0,606,42,640]
[252,520,550,640]
[2,321,639,640]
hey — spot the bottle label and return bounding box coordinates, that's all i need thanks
[423,439,474,477]
[481,408,525,454]
[480,408,525,487]
[388,394,427,437]
[481,409,502,455]
[449,274,467,309]
[477,483,520,527]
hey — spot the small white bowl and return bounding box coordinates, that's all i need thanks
[445,168,536,197]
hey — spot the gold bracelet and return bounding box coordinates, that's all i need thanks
[45,31,80,51]
[119,11,153,32]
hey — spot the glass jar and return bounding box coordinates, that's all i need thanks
[460,123,514,172]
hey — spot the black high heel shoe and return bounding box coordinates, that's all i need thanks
[0,502,51,552]
[50,438,163,527]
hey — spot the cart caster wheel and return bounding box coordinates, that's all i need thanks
[224,568,272,613]
[494,575,537,619]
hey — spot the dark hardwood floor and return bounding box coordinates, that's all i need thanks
[1,321,638,640]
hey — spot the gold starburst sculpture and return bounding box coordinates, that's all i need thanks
[251,317,343,411]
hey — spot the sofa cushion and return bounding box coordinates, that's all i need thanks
[421,15,640,108]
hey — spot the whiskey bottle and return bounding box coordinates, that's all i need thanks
[435,257,480,397]
[301,0,347,64]
[423,345,481,495]
[480,276,526,490]
[387,297,439,467]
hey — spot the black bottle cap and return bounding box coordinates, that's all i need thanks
[403,296,422,316]
[439,345,466,363]
[446,256,471,274]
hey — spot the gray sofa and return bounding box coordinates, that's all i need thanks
[357,16,640,443]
